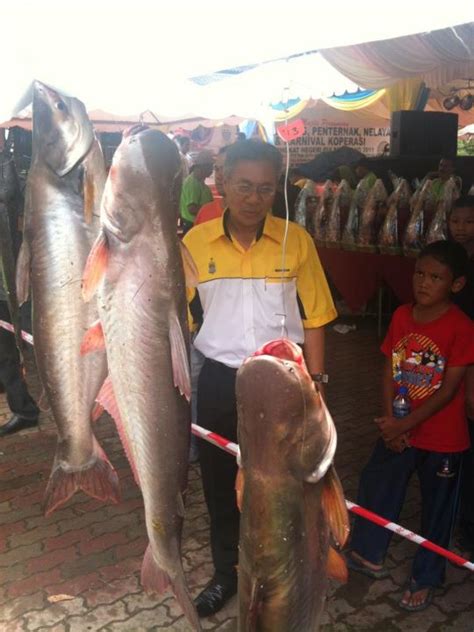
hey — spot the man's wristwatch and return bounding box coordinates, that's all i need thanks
[311,372,329,384]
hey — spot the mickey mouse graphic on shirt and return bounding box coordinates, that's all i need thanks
[392,333,445,400]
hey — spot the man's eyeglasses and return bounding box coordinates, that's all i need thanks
[229,182,276,199]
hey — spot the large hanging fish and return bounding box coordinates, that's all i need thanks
[16,81,118,514]
[82,126,201,631]
[236,339,349,632]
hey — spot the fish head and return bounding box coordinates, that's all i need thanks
[32,81,94,177]
[101,126,182,243]
[237,339,336,482]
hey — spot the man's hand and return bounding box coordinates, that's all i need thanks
[375,415,406,442]
[385,433,410,453]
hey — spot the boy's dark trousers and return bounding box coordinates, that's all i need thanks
[0,301,39,420]
[197,358,239,585]
[351,439,462,587]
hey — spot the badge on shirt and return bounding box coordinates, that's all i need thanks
[208,258,216,274]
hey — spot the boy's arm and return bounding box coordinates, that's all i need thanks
[376,365,467,442]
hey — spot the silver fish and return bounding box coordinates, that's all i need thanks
[16,81,118,515]
[82,126,201,630]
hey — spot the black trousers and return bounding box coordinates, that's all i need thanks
[197,358,239,584]
[351,439,462,587]
[0,301,39,420]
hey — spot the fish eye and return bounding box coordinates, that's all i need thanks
[56,101,66,111]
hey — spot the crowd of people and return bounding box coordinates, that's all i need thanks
[0,134,473,620]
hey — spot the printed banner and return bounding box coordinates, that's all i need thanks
[274,116,390,163]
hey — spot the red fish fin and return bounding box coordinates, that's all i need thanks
[326,547,348,583]
[91,401,105,422]
[141,545,171,593]
[83,165,94,224]
[43,438,120,516]
[141,546,202,631]
[321,465,350,548]
[16,240,31,306]
[180,242,199,288]
[80,319,106,355]
[169,313,191,401]
[235,467,244,512]
[82,231,108,302]
[96,375,141,487]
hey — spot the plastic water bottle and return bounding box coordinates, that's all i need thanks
[393,386,411,419]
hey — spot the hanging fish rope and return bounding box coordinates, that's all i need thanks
[1,318,473,572]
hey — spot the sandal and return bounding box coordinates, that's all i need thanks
[398,579,434,612]
[346,551,389,579]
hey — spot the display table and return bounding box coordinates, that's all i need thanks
[316,246,416,313]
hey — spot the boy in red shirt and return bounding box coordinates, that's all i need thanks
[347,240,474,611]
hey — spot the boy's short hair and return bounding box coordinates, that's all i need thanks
[453,195,474,211]
[224,139,283,179]
[418,240,468,280]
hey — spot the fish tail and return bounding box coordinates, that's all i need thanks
[141,545,202,631]
[43,439,120,515]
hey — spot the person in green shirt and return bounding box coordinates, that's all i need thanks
[179,149,214,234]
[426,157,462,202]
[355,158,377,190]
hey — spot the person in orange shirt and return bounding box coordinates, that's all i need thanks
[194,146,228,225]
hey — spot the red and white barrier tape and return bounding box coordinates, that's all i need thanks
[1,320,471,573]
[191,423,474,573]
[0,320,34,346]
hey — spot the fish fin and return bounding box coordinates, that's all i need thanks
[82,231,108,302]
[43,437,120,516]
[321,465,350,549]
[83,165,94,224]
[80,319,106,355]
[169,312,191,401]
[326,547,348,583]
[16,240,31,306]
[141,546,202,631]
[235,467,244,512]
[95,375,141,487]
[180,242,199,288]
[91,401,105,422]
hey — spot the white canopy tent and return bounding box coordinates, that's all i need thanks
[2,1,474,123]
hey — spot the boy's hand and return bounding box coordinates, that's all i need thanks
[375,415,405,441]
[385,433,410,453]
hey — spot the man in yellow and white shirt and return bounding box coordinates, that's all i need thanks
[184,139,337,617]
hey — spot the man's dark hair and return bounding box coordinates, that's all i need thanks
[418,240,468,280]
[453,195,474,211]
[224,139,282,178]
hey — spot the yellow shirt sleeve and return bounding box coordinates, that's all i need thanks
[296,230,337,328]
